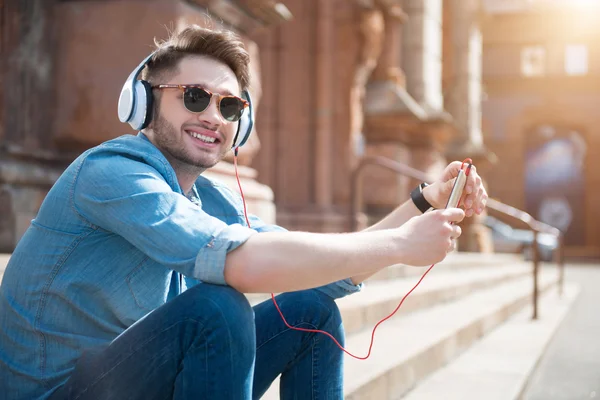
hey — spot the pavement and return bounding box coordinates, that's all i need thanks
[522,263,600,400]
[402,282,580,400]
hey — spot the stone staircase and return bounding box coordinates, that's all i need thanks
[0,253,579,399]
[249,253,579,400]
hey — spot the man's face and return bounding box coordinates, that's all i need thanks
[147,55,241,170]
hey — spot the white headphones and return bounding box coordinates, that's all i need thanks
[117,52,254,150]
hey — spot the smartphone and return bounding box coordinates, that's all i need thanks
[445,169,468,209]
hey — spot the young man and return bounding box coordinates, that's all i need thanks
[0,26,487,400]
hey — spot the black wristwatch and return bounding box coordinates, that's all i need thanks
[410,182,433,213]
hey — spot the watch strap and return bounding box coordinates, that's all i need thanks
[410,182,433,213]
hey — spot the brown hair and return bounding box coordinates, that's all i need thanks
[142,25,250,91]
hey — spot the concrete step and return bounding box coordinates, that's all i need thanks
[245,252,526,305]
[343,268,558,400]
[401,283,579,400]
[366,252,526,283]
[260,267,558,399]
[251,262,532,336]
[336,262,532,335]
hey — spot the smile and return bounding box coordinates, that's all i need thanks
[185,130,218,144]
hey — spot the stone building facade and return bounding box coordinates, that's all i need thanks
[2,0,504,253]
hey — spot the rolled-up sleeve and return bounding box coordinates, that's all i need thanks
[72,151,255,285]
[193,224,255,285]
[313,278,363,299]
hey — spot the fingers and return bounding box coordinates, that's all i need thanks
[447,239,457,253]
[422,209,462,255]
[440,208,465,223]
[445,161,463,179]
[450,224,462,239]
[475,188,488,215]
[461,167,488,217]
[447,222,462,253]
[468,179,487,216]
[464,164,477,195]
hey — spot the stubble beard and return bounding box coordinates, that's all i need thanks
[151,112,228,172]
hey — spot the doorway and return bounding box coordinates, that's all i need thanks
[524,125,587,246]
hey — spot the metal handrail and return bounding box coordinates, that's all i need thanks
[350,155,566,320]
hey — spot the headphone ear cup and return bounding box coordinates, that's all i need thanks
[232,90,254,149]
[129,80,153,131]
[118,52,156,130]
[138,80,154,130]
[118,82,134,123]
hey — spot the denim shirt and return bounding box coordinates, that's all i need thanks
[0,133,362,400]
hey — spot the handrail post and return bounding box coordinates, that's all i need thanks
[558,233,565,297]
[532,230,539,320]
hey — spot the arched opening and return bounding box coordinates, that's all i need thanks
[524,125,587,246]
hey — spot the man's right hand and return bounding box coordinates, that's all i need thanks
[392,208,465,267]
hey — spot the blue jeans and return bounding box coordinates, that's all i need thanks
[48,284,345,399]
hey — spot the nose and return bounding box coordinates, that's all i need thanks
[196,96,223,127]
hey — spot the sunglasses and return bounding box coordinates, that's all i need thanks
[152,84,249,122]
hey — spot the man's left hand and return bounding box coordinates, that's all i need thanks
[422,161,488,217]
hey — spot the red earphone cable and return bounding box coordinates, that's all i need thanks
[233,151,252,228]
[234,154,472,360]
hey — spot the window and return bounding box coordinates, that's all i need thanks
[521,46,546,76]
[565,44,588,76]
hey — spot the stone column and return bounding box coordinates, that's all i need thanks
[314,0,334,209]
[400,0,450,190]
[360,0,454,224]
[445,0,493,252]
[350,6,385,161]
[360,2,415,223]
[0,0,70,252]
[402,0,444,114]
[446,0,484,151]
[371,3,407,86]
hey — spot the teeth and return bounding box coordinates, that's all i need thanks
[187,131,216,143]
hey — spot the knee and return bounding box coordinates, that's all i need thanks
[283,290,345,343]
[180,284,255,339]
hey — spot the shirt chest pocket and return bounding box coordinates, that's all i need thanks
[126,257,172,311]
[196,185,245,226]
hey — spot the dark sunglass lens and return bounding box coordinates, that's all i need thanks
[183,88,211,113]
[219,97,245,122]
